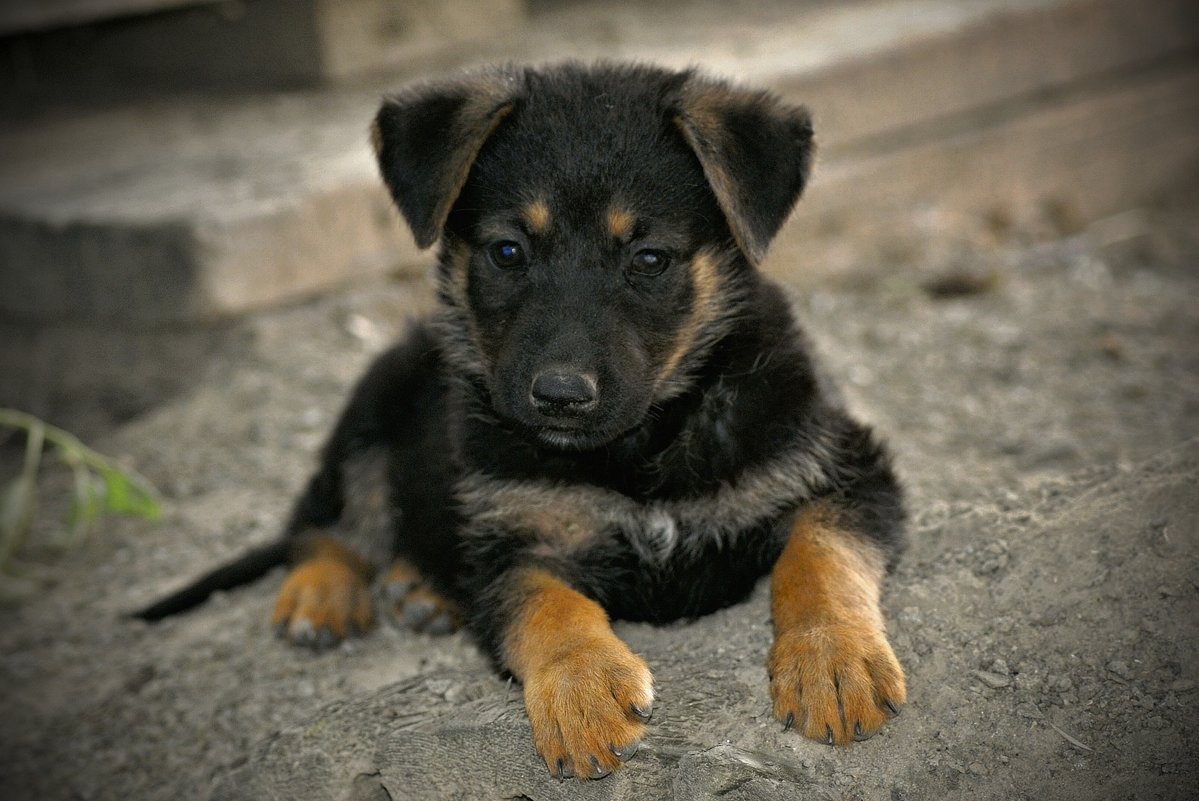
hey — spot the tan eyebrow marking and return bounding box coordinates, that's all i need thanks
[606,207,636,240]
[523,200,551,234]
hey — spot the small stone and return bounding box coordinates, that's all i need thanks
[975,671,1012,689]
[977,553,1010,574]
[1169,679,1195,693]
[990,659,1011,675]
[968,762,988,776]
[1107,660,1134,680]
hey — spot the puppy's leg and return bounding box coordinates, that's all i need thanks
[501,568,653,779]
[271,327,452,648]
[271,536,374,649]
[768,503,905,744]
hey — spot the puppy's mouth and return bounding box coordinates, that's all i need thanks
[528,413,654,452]
[532,422,608,451]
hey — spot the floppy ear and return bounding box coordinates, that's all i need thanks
[672,75,814,265]
[372,68,522,249]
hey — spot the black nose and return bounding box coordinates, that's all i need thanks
[530,370,598,415]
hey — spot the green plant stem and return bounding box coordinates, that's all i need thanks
[0,412,44,572]
[0,409,140,480]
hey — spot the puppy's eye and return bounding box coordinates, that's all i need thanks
[489,241,527,270]
[629,249,670,277]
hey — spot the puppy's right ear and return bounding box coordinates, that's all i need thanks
[372,68,522,249]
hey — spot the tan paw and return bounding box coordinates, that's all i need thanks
[768,621,905,745]
[270,555,372,650]
[524,637,654,779]
[382,559,462,635]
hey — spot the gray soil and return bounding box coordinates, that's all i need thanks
[1,194,1197,800]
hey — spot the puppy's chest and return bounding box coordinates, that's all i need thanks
[457,476,703,563]
[455,438,832,565]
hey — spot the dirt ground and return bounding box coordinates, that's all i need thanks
[1,191,1196,800]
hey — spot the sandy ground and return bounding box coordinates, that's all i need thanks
[1,194,1197,800]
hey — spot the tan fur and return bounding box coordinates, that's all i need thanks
[658,248,723,386]
[437,241,492,380]
[503,569,654,778]
[457,476,608,551]
[768,505,905,745]
[605,206,636,240]
[523,200,551,234]
[382,558,422,591]
[271,536,373,641]
[443,240,472,309]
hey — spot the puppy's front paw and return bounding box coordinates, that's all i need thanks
[769,621,905,745]
[523,638,654,779]
[270,556,373,649]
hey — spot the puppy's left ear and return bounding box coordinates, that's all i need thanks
[372,67,523,249]
[672,75,814,265]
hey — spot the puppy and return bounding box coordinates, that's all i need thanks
[137,62,907,779]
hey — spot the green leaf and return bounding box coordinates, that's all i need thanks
[98,465,160,521]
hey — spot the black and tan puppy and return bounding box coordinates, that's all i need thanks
[137,62,907,779]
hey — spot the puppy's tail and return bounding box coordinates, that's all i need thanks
[132,539,290,621]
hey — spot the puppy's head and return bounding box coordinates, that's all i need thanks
[373,63,812,450]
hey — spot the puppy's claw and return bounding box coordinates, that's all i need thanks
[630,702,653,723]
[287,617,316,646]
[884,698,901,717]
[783,711,795,732]
[610,741,640,762]
[555,758,573,779]
[588,755,611,779]
[824,725,834,746]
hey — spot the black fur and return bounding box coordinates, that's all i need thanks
[136,62,903,674]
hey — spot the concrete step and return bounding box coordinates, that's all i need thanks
[0,0,525,98]
[1,0,1196,327]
